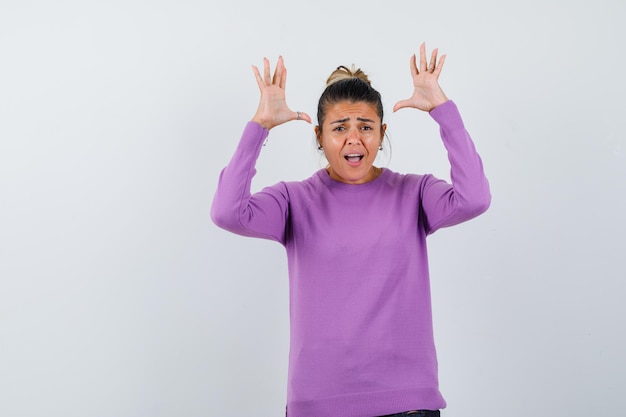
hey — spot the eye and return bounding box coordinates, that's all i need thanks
[333,126,345,132]
[361,125,373,131]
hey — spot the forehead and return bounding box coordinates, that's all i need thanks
[324,101,380,123]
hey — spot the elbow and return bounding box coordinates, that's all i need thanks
[471,188,492,217]
[475,194,491,216]
[210,200,238,231]
[210,208,226,229]
[460,187,491,219]
[210,206,226,229]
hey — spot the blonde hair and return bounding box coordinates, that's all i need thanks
[326,64,372,87]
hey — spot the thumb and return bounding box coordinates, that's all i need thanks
[393,98,413,112]
[294,111,313,124]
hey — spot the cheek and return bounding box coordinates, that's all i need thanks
[366,138,383,154]
[321,135,343,151]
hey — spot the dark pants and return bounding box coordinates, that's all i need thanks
[379,411,440,417]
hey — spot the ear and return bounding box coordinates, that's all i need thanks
[315,125,322,147]
[380,123,387,145]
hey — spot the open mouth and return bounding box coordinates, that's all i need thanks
[344,153,364,163]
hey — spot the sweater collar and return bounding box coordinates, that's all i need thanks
[316,167,390,192]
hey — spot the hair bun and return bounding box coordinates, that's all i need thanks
[326,64,371,86]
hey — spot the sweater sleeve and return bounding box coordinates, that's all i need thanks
[210,122,289,244]
[419,100,491,234]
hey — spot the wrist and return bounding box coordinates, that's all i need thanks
[251,116,273,130]
[428,96,449,112]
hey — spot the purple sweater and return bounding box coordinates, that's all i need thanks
[211,101,490,417]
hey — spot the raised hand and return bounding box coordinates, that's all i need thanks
[251,56,311,130]
[393,42,449,113]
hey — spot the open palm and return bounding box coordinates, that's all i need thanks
[251,56,311,130]
[393,43,449,113]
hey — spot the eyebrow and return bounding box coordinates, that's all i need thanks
[330,117,376,124]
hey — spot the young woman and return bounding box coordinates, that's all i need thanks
[211,43,491,417]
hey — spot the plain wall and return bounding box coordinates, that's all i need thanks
[1,0,624,416]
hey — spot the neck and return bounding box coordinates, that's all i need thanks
[326,166,382,184]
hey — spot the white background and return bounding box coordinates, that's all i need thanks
[1,1,624,416]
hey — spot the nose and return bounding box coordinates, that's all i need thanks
[346,128,362,145]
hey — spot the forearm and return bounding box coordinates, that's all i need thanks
[211,122,267,232]
[424,101,491,230]
[210,122,290,243]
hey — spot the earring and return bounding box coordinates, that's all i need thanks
[378,145,383,151]
[318,145,323,150]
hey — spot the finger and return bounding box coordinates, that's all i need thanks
[278,56,287,90]
[273,55,284,86]
[263,57,271,85]
[433,54,446,77]
[409,53,418,76]
[281,66,288,90]
[429,48,438,72]
[294,111,312,124]
[251,65,264,90]
[419,42,427,72]
[393,98,412,112]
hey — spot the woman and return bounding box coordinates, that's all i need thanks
[211,43,491,417]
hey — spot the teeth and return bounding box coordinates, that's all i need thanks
[345,153,364,162]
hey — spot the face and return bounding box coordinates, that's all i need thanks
[315,101,386,185]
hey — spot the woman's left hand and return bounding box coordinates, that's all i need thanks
[393,42,449,113]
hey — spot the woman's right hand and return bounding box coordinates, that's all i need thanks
[251,56,311,130]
